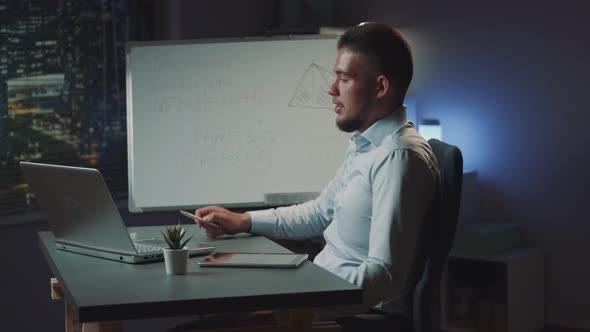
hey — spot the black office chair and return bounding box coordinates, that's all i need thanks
[411,139,463,332]
[338,139,463,332]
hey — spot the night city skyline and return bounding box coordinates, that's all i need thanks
[0,0,153,219]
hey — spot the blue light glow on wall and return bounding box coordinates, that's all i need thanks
[419,118,442,140]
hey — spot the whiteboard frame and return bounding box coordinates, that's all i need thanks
[125,35,340,213]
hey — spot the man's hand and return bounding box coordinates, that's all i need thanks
[194,206,251,238]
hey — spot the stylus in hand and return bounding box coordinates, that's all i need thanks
[179,210,223,229]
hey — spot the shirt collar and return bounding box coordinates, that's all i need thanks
[352,104,408,149]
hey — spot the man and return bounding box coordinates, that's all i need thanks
[194,22,439,322]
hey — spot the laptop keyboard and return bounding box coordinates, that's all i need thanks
[134,243,162,254]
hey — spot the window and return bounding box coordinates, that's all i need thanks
[0,0,153,224]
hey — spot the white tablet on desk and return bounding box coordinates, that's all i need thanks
[198,252,309,269]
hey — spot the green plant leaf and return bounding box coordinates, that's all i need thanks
[179,233,194,249]
[162,223,193,250]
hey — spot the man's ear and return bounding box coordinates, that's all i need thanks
[375,75,391,99]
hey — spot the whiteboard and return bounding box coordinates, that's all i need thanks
[126,36,350,212]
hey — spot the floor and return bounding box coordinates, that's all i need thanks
[544,326,590,332]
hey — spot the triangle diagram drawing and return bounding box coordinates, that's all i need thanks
[289,63,334,109]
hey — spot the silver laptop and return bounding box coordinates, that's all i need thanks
[20,161,215,264]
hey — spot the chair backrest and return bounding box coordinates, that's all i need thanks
[412,139,463,332]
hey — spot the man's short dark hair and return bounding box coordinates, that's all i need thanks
[338,22,413,101]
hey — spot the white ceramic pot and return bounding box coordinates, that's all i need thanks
[163,247,189,275]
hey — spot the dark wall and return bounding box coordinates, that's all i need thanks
[0,222,63,331]
[334,0,590,328]
[152,0,277,40]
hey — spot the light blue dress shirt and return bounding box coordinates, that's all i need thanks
[248,105,439,318]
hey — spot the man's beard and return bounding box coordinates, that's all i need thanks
[336,116,363,133]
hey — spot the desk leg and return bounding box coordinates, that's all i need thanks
[50,278,123,332]
[286,309,315,329]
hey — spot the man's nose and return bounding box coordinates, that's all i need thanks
[328,80,338,96]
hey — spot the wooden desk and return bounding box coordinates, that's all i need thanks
[38,226,362,331]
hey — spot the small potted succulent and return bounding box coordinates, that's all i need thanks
[161,223,194,275]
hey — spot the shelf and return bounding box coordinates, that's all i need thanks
[442,248,544,332]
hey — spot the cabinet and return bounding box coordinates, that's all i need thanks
[441,248,544,332]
